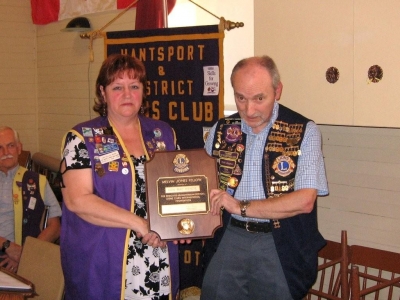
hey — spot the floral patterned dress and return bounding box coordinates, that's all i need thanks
[63,132,170,300]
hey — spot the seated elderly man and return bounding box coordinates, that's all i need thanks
[0,126,61,273]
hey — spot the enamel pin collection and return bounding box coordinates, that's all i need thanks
[81,126,167,177]
[212,118,305,228]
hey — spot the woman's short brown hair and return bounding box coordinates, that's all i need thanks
[93,54,147,116]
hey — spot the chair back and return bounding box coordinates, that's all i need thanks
[306,230,350,299]
[18,150,31,169]
[349,245,400,300]
[17,237,64,300]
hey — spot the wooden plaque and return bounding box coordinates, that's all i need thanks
[145,148,221,241]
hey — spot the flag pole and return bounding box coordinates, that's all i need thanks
[80,0,139,61]
[80,0,139,40]
[162,0,168,28]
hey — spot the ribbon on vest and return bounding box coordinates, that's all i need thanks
[12,166,25,245]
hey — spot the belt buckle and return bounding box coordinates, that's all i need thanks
[245,222,257,233]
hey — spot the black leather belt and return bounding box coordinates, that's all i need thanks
[230,218,272,233]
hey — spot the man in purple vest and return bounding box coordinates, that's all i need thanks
[0,126,61,273]
[201,56,329,300]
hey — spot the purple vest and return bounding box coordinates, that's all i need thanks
[61,116,179,300]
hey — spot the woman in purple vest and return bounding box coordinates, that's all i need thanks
[60,54,180,300]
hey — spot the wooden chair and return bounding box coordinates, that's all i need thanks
[349,245,400,300]
[31,152,63,203]
[305,230,350,300]
[18,150,31,169]
[17,237,64,300]
[31,152,60,184]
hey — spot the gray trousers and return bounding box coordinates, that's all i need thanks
[201,223,293,300]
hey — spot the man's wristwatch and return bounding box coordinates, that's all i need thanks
[1,240,10,253]
[239,200,251,217]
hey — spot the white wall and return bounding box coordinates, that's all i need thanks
[169,0,254,112]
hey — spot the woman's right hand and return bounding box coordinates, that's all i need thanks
[134,216,150,238]
[134,218,166,248]
[141,231,167,248]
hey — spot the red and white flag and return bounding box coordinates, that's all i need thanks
[31,0,135,25]
[135,0,176,30]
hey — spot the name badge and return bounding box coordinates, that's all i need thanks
[28,197,37,210]
[99,151,121,165]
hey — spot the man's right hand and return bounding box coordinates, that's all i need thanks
[0,254,19,273]
[3,242,22,263]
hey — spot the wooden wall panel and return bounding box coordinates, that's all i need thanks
[35,10,137,158]
[0,1,37,152]
[319,125,400,253]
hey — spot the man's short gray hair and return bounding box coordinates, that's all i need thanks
[230,55,281,91]
[0,126,20,143]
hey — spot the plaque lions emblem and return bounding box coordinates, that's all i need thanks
[173,153,190,173]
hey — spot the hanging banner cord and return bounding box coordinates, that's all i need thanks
[188,0,244,31]
[79,0,243,61]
